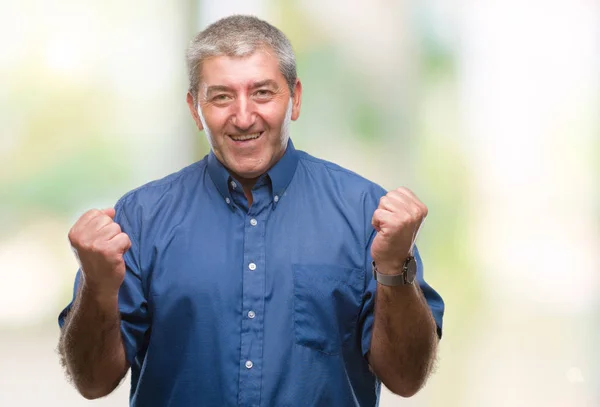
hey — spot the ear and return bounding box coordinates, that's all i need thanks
[291,79,302,121]
[186,91,204,131]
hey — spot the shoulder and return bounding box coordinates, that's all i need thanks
[115,157,208,213]
[296,150,387,202]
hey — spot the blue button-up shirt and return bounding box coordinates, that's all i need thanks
[59,139,444,407]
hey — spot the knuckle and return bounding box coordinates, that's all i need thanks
[400,213,414,226]
[114,253,125,265]
[89,240,105,253]
[395,213,408,225]
[414,203,427,217]
[76,241,88,252]
[411,207,423,220]
[95,213,108,223]
[86,209,101,218]
[108,222,121,234]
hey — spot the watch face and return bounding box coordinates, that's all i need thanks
[405,257,417,283]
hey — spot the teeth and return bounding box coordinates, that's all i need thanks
[230,133,261,141]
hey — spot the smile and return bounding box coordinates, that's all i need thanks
[228,132,263,142]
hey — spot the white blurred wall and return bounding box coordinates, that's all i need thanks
[0,0,598,406]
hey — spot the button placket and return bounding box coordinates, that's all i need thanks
[238,207,268,406]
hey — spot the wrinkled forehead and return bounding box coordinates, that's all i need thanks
[198,49,284,96]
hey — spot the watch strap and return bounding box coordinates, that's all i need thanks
[372,260,411,286]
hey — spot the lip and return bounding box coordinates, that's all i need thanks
[227,131,264,144]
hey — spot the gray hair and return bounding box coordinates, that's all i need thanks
[186,15,297,106]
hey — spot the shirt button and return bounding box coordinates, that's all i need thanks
[274,195,279,203]
[225,197,231,204]
[248,263,256,271]
[230,181,237,189]
[245,360,253,369]
[248,310,256,319]
[250,218,257,226]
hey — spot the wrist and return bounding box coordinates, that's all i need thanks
[372,250,413,275]
[373,262,404,276]
[372,255,417,286]
[80,281,119,307]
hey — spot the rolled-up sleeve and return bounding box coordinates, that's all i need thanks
[58,198,151,366]
[358,236,445,358]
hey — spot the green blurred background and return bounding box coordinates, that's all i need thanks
[1,0,598,406]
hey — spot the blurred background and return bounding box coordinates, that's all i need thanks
[1,0,598,405]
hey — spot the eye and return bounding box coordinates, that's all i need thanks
[254,89,273,99]
[212,94,232,103]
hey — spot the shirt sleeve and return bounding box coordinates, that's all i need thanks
[358,234,445,359]
[57,199,151,366]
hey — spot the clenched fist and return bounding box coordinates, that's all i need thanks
[68,208,131,297]
[371,187,428,274]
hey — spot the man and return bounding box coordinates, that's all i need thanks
[58,14,444,407]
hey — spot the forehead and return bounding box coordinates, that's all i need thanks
[200,49,284,91]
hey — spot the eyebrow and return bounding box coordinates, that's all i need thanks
[205,80,279,97]
[250,80,279,89]
[205,85,232,96]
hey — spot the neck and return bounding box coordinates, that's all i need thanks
[243,187,254,207]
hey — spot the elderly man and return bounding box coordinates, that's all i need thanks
[58,14,444,407]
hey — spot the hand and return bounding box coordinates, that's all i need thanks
[371,187,428,275]
[68,208,131,297]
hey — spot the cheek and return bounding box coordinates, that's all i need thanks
[203,108,231,133]
[259,105,287,129]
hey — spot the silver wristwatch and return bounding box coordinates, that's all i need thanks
[372,256,417,286]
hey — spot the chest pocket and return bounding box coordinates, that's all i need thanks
[292,264,365,355]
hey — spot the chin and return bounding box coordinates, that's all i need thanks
[229,155,269,176]
[227,161,263,179]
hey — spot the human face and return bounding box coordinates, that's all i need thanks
[187,49,302,183]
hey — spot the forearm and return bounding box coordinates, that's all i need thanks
[59,283,128,399]
[368,281,438,397]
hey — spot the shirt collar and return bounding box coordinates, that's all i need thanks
[207,150,234,207]
[267,138,298,204]
[207,138,299,208]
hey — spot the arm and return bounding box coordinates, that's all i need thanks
[366,187,439,397]
[368,274,438,397]
[58,208,132,399]
[58,283,129,399]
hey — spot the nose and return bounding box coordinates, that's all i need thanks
[231,96,256,131]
